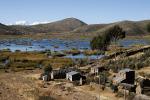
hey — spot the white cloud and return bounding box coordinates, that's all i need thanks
[30,21,49,25]
[7,20,50,25]
[15,21,28,25]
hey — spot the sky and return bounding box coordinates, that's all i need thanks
[0,0,150,25]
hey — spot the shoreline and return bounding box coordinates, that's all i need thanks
[0,34,150,40]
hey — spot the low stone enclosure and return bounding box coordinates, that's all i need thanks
[40,65,150,97]
[104,45,150,59]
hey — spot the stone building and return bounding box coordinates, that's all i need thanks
[136,76,150,96]
[66,71,81,81]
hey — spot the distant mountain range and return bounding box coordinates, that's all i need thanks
[0,18,150,36]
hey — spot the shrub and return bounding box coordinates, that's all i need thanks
[43,64,52,74]
[90,25,126,50]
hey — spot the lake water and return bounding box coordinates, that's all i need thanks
[119,39,150,47]
[0,38,149,59]
[0,39,90,52]
[65,54,104,59]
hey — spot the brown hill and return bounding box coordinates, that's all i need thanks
[11,18,87,33]
[0,23,21,35]
[1,18,150,37]
[72,20,150,37]
[73,24,107,33]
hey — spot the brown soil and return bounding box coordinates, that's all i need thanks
[0,69,122,100]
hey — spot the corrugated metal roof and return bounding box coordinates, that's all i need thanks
[113,77,125,83]
[119,68,133,73]
[53,68,75,75]
[67,71,80,76]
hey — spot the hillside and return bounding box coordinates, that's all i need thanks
[72,20,150,37]
[109,20,149,36]
[0,23,21,35]
[11,18,87,33]
[1,18,150,37]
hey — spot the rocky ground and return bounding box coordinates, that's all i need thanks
[0,69,122,100]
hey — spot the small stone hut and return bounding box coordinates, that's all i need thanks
[66,71,81,81]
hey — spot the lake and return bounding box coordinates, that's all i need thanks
[0,38,149,59]
[0,39,90,52]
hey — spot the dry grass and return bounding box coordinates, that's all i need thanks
[0,51,73,70]
[0,52,46,61]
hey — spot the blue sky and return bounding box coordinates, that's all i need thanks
[0,0,150,25]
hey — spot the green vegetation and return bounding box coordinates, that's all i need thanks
[90,25,125,50]
[43,64,52,74]
[90,35,105,50]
